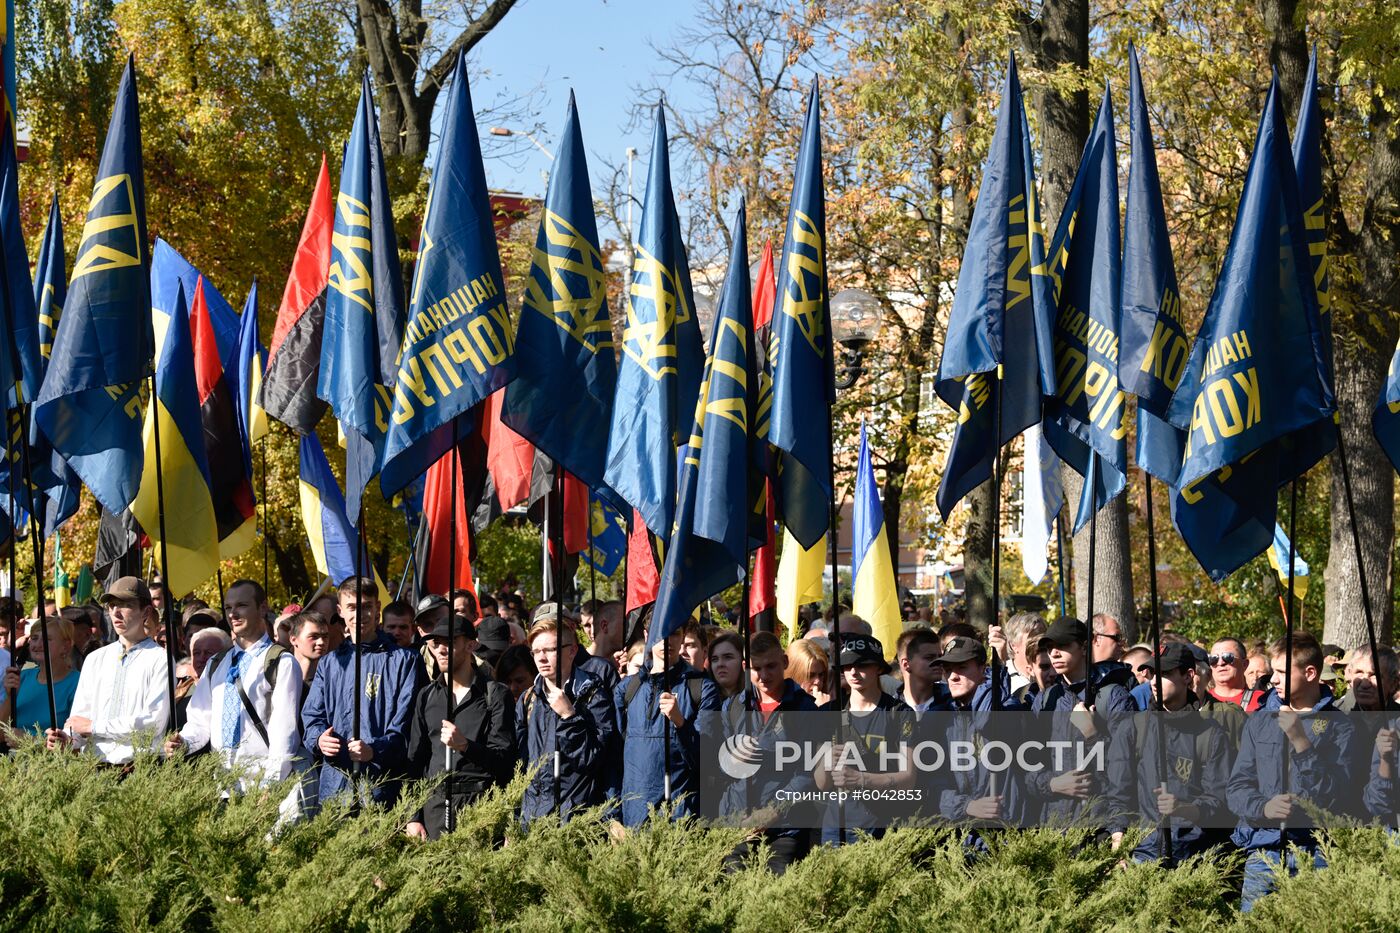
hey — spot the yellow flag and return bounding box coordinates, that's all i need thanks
[776,529,826,642]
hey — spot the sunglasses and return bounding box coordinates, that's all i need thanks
[1207,653,1238,666]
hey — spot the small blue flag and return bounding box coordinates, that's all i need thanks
[580,491,627,578]
[34,57,150,514]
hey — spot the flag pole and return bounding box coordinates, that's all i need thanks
[1055,508,1068,617]
[1143,469,1172,864]
[988,374,1003,713]
[1334,429,1380,677]
[396,514,421,602]
[148,373,179,734]
[828,386,846,844]
[1281,476,1297,813]
[353,518,364,786]
[445,417,459,833]
[1084,456,1098,709]
[550,462,565,813]
[260,440,269,596]
[216,568,226,621]
[5,442,14,729]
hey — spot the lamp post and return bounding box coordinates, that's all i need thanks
[829,288,883,389]
[488,125,554,160]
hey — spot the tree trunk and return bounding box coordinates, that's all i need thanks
[1022,0,1135,635]
[1256,0,1309,116]
[1324,98,1400,648]
[267,529,313,601]
[964,479,996,628]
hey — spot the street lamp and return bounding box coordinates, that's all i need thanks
[829,288,883,389]
[693,289,718,347]
[488,125,554,161]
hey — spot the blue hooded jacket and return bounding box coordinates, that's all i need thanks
[516,665,617,824]
[302,631,424,805]
[615,660,722,826]
[718,678,819,839]
[1227,689,1357,851]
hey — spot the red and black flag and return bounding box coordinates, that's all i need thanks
[749,239,777,632]
[261,155,331,434]
[191,278,256,556]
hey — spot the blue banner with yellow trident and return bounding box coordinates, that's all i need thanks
[502,92,615,492]
[651,201,758,648]
[580,491,627,577]
[1166,75,1334,580]
[603,103,705,544]
[318,71,406,524]
[1041,86,1126,532]
[768,82,835,549]
[35,56,150,514]
[935,56,1056,519]
[381,53,515,502]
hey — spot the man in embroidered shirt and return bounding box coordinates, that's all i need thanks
[48,577,171,763]
[164,580,303,790]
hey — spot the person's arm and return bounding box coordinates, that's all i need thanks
[554,680,609,772]
[366,652,419,768]
[1227,720,1271,825]
[675,677,721,770]
[1193,727,1231,826]
[1290,714,1355,809]
[301,663,330,758]
[481,683,518,787]
[93,653,170,743]
[262,655,303,783]
[514,692,532,768]
[177,667,214,754]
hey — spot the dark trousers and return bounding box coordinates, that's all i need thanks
[723,831,811,876]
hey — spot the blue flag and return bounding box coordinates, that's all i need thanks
[298,431,376,588]
[150,238,241,377]
[318,72,407,525]
[502,92,616,493]
[1374,336,1400,474]
[380,54,515,503]
[603,104,705,543]
[234,279,268,477]
[34,57,150,514]
[1042,87,1126,532]
[651,202,757,648]
[768,82,836,549]
[25,193,81,537]
[935,56,1055,519]
[1166,75,1334,580]
[1119,46,1188,485]
[580,490,627,577]
[0,117,34,411]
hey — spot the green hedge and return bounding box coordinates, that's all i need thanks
[4,743,1400,930]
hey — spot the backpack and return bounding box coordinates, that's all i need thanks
[205,643,290,747]
[623,669,705,713]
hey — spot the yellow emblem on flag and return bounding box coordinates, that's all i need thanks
[780,210,825,355]
[624,244,690,380]
[328,192,374,313]
[525,210,613,353]
[70,175,142,281]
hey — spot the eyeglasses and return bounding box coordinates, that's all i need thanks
[1093,632,1123,643]
[1208,653,1238,666]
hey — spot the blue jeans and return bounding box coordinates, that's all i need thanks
[1240,848,1327,912]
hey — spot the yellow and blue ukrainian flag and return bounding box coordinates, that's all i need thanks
[129,283,220,595]
[298,431,388,601]
[851,422,900,659]
[235,280,269,470]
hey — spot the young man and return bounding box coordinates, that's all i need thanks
[936,635,1024,835]
[1029,616,1136,829]
[301,576,423,805]
[581,600,624,666]
[474,616,512,671]
[614,623,721,828]
[49,577,171,764]
[406,615,515,839]
[164,580,303,792]
[1127,644,1231,864]
[449,589,478,622]
[381,600,416,650]
[1229,633,1357,912]
[895,629,948,713]
[516,616,616,824]
[1206,638,1265,713]
[815,635,913,846]
[289,611,331,703]
[720,631,819,875]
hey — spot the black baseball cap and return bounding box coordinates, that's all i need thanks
[938,635,986,666]
[415,594,450,624]
[429,614,476,641]
[476,616,511,652]
[1039,616,1088,649]
[838,635,890,673]
[1138,642,1195,675]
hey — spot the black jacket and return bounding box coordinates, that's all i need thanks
[409,668,516,838]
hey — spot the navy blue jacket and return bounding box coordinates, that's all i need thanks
[1363,714,1400,820]
[1128,702,1232,861]
[575,646,623,799]
[615,661,722,826]
[516,665,616,824]
[302,631,424,805]
[1028,664,1136,826]
[937,665,1027,825]
[1227,690,1356,851]
[719,679,819,839]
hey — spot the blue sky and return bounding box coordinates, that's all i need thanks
[463,0,700,201]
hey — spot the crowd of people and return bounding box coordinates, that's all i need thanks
[2,578,1398,912]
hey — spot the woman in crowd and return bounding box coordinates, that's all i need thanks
[785,638,831,707]
[1,615,83,737]
[493,643,537,703]
[706,632,745,699]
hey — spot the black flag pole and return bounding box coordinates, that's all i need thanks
[1281,477,1298,816]
[1084,456,1099,710]
[5,465,14,729]
[1143,470,1172,864]
[149,372,179,734]
[445,417,459,833]
[550,461,566,813]
[260,440,269,596]
[353,519,364,783]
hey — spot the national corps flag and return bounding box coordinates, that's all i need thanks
[381,52,517,501]
[935,56,1055,520]
[603,104,705,546]
[502,93,616,495]
[317,72,407,525]
[1166,76,1334,580]
[580,492,627,578]
[1041,87,1126,531]
[35,57,151,514]
[768,82,833,550]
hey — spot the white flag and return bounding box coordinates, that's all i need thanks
[1022,423,1063,585]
